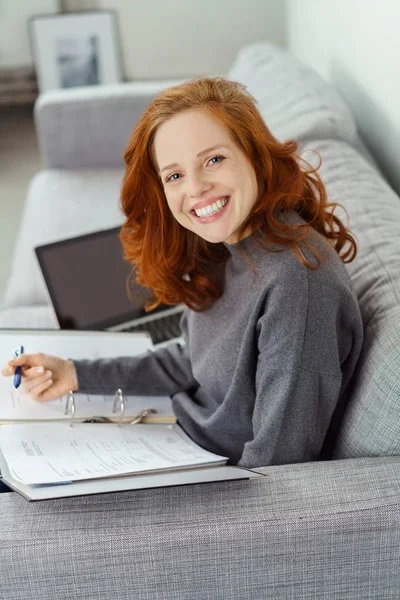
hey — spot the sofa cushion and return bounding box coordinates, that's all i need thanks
[300,138,400,458]
[2,167,124,309]
[0,305,58,329]
[228,43,362,150]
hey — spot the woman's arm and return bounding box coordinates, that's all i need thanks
[74,312,197,396]
[74,341,195,396]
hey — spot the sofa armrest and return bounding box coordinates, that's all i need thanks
[1,456,400,599]
[35,79,187,169]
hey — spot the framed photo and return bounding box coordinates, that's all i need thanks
[29,10,123,93]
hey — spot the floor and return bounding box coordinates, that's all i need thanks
[0,105,42,303]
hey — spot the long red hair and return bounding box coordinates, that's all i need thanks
[120,77,356,311]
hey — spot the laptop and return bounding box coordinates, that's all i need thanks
[34,227,185,346]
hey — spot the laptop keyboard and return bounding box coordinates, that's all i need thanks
[122,311,183,345]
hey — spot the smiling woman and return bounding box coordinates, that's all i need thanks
[2,77,364,469]
[120,77,357,311]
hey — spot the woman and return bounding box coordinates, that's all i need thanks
[2,77,363,467]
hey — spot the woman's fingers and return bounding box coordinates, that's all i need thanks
[26,377,54,402]
[21,366,47,379]
[2,362,45,377]
[21,371,53,396]
[1,364,14,376]
[8,353,45,368]
[2,354,47,378]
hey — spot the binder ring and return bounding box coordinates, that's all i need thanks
[112,388,126,423]
[64,390,76,426]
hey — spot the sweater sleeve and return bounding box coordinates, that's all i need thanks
[237,263,358,468]
[73,312,197,397]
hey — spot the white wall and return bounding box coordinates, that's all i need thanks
[96,0,286,78]
[0,0,59,68]
[286,0,400,195]
[0,0,286,82]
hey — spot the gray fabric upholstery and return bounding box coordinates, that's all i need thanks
[228,43,378,168]
[1,457,400,599]
[302,139,400,458]
[35,80,185,169]
[229,44,356,144]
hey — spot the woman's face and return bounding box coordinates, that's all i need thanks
[154,108,258,244]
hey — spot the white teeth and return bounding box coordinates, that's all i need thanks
[194,197,228,218]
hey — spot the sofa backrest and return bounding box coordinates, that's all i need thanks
[228,43,373,162]
[34,80,185,169]
[229,43,400,459]
[307,139,400,458]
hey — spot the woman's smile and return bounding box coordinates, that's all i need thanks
[191,196,230,221]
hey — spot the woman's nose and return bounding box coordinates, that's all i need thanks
[186,172,212,198]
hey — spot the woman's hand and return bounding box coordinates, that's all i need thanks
[1,353,78,402]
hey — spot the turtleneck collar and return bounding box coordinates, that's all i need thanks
[223,211,309,264]
[223,230,267,264]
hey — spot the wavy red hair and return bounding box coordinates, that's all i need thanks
[120,77,357,311]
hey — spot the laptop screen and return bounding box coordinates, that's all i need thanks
[35,227,167,330]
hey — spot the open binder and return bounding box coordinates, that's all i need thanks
[51,387,176,425]
[0,329,175,425]
[0,387,262,501]
[0,330,264,500]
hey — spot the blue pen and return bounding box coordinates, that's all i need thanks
[13,345,24,389]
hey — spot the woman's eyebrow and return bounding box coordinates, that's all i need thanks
[159,144,230,175]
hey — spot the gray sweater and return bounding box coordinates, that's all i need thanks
[74,225,363,468]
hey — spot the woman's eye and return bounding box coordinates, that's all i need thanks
[208,155,225,166]
[165,156,225,183]
[166,173,181,183]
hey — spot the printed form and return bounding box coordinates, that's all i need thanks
[0,423,227,486]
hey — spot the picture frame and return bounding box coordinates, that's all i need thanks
[29,10,124,93]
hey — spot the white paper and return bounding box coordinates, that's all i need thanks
[0,423,227,485]
[0,329,173,421]
[0,447,261,501]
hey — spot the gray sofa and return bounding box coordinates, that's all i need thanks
[1,43,400,599]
